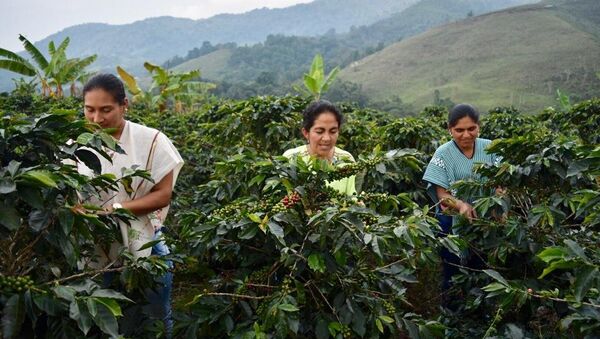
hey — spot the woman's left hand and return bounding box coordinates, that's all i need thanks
[495,187,507,196]
[457,200,478,222]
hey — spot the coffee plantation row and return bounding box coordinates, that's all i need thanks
[0,90,598,338]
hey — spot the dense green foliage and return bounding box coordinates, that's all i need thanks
[0,102,168,337]
[1,81,599,338]
[127,93,599,338]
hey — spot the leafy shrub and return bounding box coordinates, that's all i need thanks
[174,151,446,338]
[2,89,599,338]
[0,109,158,338]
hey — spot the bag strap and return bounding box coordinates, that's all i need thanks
[131,131,161,200]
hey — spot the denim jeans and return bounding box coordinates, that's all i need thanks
[147,229,173,338]
[436,213,460,293]
[102,229,173,337]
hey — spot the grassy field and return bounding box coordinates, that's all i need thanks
[339,1,600,111]
[551,0,600,40]
[172,48,234,81]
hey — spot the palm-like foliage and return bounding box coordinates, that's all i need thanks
[0,35,96,97]
[298,54,339,100]
[0,47,36,76]
[117,63,213,112]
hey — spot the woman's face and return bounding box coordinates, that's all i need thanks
[83,88,127,137]
[449,116,479,150]
[302,111,340,159]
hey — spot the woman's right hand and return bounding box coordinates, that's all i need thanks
[456,200,477,222]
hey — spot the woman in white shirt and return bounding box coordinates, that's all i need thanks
[81,73,183,337]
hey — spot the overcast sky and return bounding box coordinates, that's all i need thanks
[1,0,314,51]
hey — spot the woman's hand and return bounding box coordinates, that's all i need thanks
[435,185,477,222]
[456,200,477,222]
[99,202,123,215]
[115,171,174,216]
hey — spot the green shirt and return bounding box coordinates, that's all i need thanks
[283,145,357,196]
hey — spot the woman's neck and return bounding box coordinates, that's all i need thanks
[307,145,334,162]
[462,146,474,158]
[111,119,126,140]
[454,140,475,159]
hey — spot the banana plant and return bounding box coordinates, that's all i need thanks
[46,38,97,98]
[0,34,96,98]
[173,81,216,113]
[296,54,339,100]
[0,47,36,76]
[69,70,95,97]
[117,63,212,112]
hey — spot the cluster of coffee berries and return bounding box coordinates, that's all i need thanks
[256,199,276,212]
[256,301,267,316]
[329,157,384,181]
[271,192,301,214]
[0,275,34,294]
[362,214,378,227]
[358,192,390,205]
[211,201,245,220]
[249,266,271,285]
[329,162,364,181]
[323,186,348,202]
[383,300,396,315]
[363,157,383,168]
[282,192,301,208]
[271,201,287,213]
[340,324,352,338]
[367,272,378,284]
[280,277,292,295]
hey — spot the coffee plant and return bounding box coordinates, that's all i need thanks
[1,84,599,338]
[0,106,174,338]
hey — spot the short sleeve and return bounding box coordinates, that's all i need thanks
[493,153,502,166]
[423,151,450,190]
[282,148,295,158]
[151,133,184,188]
[423,150,451,204]
[283,145,308,159]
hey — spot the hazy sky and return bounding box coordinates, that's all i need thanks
[1,0,314,51]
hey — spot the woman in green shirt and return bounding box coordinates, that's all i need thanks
[283,100,357,196]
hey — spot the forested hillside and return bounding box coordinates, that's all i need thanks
[338,0,600,111]
[0,0,416,84]
[171,0,537,102]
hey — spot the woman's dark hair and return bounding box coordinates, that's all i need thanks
[302,100,343,131]
[82,73,127,105]
[448,103,480,128]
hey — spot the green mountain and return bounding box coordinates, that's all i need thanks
[338,0,537,49]
[0,0,421,91]
[17,0,417,70]
[171,0,537,98]
[338,0,600,111]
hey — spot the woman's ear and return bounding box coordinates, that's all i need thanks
[302,128,309,142]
